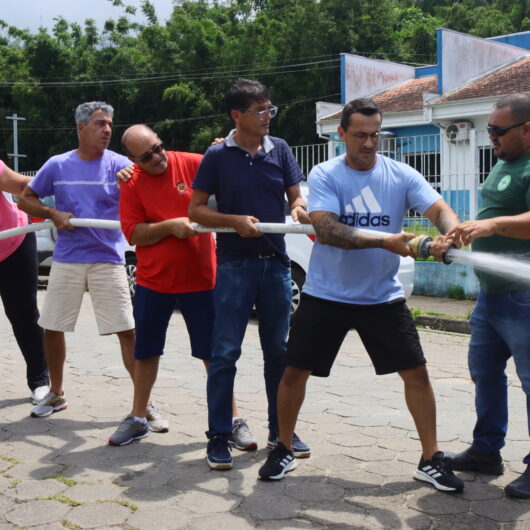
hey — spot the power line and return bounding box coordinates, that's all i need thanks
[0,58,340,87]
[1,53,343,82]
[0,92,341,132]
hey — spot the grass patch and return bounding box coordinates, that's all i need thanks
[423,310,468,320]
[36,495,82,507]
[0,456,20,464]
[8,479,21,489]
[404,222,439,239]
[409,307,469,320]
[55,476,79,486]
[447,284,467,300]
[409,307,421,321]
[61,521,82,530]
[99,499,138,511]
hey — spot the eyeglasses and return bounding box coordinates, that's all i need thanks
[134,142,164,163]
[487,121,529,137]
[350,131,381,142]
[238,105,278,120]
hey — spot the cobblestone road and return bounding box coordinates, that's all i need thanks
[1,291,529,528]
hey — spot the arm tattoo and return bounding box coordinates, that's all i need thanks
[313,212,384,249]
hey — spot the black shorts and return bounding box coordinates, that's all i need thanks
[287,294,426,377]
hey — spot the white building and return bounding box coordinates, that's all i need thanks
[314,28,530,224]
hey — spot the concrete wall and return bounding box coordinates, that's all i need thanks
[413,260,479,298]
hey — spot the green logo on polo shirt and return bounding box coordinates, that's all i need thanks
[497,175,511,191]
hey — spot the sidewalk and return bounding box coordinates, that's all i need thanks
[1,291,529,529]
[408,294,475,334]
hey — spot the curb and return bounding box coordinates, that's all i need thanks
[415,314,471,334]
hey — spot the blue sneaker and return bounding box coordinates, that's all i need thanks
[267,431,311,458]
[206,436,233,470]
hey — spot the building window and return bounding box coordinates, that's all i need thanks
[403,152,441,193]
[478,146,497,184]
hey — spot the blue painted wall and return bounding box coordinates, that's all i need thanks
[415,65,439,78]
[386,125,440,153]
[340,54,346,104]
[489,32,530,50]
[413,261,479,297]
[443,190,471,220]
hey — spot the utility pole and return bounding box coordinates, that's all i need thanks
[6,114,27,172]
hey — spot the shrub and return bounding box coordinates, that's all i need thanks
[447,284,466,300]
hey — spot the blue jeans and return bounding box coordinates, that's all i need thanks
[469,289,530,463]
[207,256,292,437]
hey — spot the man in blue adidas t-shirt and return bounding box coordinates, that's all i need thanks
[259,98,465,493]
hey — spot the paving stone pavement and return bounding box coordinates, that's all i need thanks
[1,291,530,529]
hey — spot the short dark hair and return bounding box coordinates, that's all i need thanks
[494,93,530,123]
[340,98,382,131]
[225,78,270,115]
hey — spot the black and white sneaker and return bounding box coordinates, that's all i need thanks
[414,451,464,493]
[258,442,297,481]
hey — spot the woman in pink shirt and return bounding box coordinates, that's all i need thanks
[0,160,49,402]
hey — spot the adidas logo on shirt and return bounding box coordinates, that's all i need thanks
[339,186,390,227]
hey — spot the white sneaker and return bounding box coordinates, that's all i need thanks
[145,403,169,433]
[31,385,50,405]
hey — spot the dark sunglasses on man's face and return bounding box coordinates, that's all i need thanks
[487,121,529,137]
[136,142,164,163]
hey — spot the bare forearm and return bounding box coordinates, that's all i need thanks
[130,221,175,246]
[17,192,57,219]
[433,208,459,235]
[312,213,384,249]
[490,213,530,239]
[424,200,459,236]
[188,204,243,229]
[0,166,31,195]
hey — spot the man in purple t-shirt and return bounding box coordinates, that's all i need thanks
[18,102,167,430]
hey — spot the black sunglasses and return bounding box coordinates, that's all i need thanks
[135,142,164,163]
[487,121,529,137]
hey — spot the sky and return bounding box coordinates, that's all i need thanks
[0,0,174,33]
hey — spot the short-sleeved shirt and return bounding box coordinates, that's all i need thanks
[473,152,530,294]
[0,159,29,262]
[120,151,216,294]
[304,154,441,305]
[29,149,129,264]
[191,131,303,266]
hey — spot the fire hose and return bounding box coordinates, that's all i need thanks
[0,219,441,261]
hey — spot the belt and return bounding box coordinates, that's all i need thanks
[256,252,277,259]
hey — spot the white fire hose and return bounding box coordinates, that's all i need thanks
[0,218,391,240]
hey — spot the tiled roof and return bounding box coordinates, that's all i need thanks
[319,55,530,122]
[321,76,438,121]
[374,76,438,112]
[439,56,530,102]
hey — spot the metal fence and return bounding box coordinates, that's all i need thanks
[290,143,329,179]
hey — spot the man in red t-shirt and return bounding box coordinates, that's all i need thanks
[109,125,254,448]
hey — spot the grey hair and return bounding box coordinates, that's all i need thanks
[75,101,114,125]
